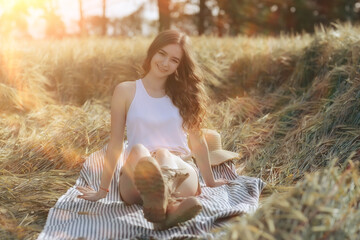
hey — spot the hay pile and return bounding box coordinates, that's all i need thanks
[1,23,359,239]
[218,157,360,240]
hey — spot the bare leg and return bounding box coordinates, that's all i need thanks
[119,144,151,205]
[153,149,202,229]
[154,148,199,198]
[120,146,201,227]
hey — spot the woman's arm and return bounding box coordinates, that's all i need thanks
[188,129,227,187]
[77,83,128,201]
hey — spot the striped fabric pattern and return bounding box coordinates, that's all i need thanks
[38,144,265,240]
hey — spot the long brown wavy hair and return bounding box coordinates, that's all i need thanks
[141,30,207,132]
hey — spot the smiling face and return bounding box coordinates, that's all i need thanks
[149,43,183,78]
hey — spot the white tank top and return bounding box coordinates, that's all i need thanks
[124,79,191,160]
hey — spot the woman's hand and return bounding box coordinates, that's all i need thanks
[76,186,107,202]
[207,178,229,188]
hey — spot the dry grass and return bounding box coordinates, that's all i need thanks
[218,157,360,240]
[1,22,359,239]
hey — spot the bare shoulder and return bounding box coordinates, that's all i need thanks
[114,81,135,95]
[112,80,136,111]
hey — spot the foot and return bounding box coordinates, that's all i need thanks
[134,156,168,223]
[153,197,202,230]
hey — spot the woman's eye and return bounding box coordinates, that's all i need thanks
[158,51,165,55]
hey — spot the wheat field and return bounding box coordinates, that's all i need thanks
[1,23,359,239]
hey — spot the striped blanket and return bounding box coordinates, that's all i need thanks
[38,144,265,240]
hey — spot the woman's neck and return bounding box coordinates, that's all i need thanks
[142,74,167,92]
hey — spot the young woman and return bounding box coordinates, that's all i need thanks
[76,29,228,229]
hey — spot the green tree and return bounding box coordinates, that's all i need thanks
[170,0,215,35]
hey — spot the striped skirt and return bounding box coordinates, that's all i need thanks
[38,144,265,240]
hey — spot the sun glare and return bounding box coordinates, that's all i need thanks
[0,0,49,38]
[0,0,47,11]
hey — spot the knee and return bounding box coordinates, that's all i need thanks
[128,144,149,159]
[123,144,150,172]
[155,148,178,168]
[155,148,171,160]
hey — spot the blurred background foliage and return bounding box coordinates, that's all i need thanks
[1,0,360,38]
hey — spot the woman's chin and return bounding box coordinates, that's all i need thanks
[152,70,171,78]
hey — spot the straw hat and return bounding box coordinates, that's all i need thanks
[202,129,242,166]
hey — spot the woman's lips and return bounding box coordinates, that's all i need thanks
[157,64,168,73]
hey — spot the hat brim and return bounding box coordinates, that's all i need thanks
[209,150,241,166]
